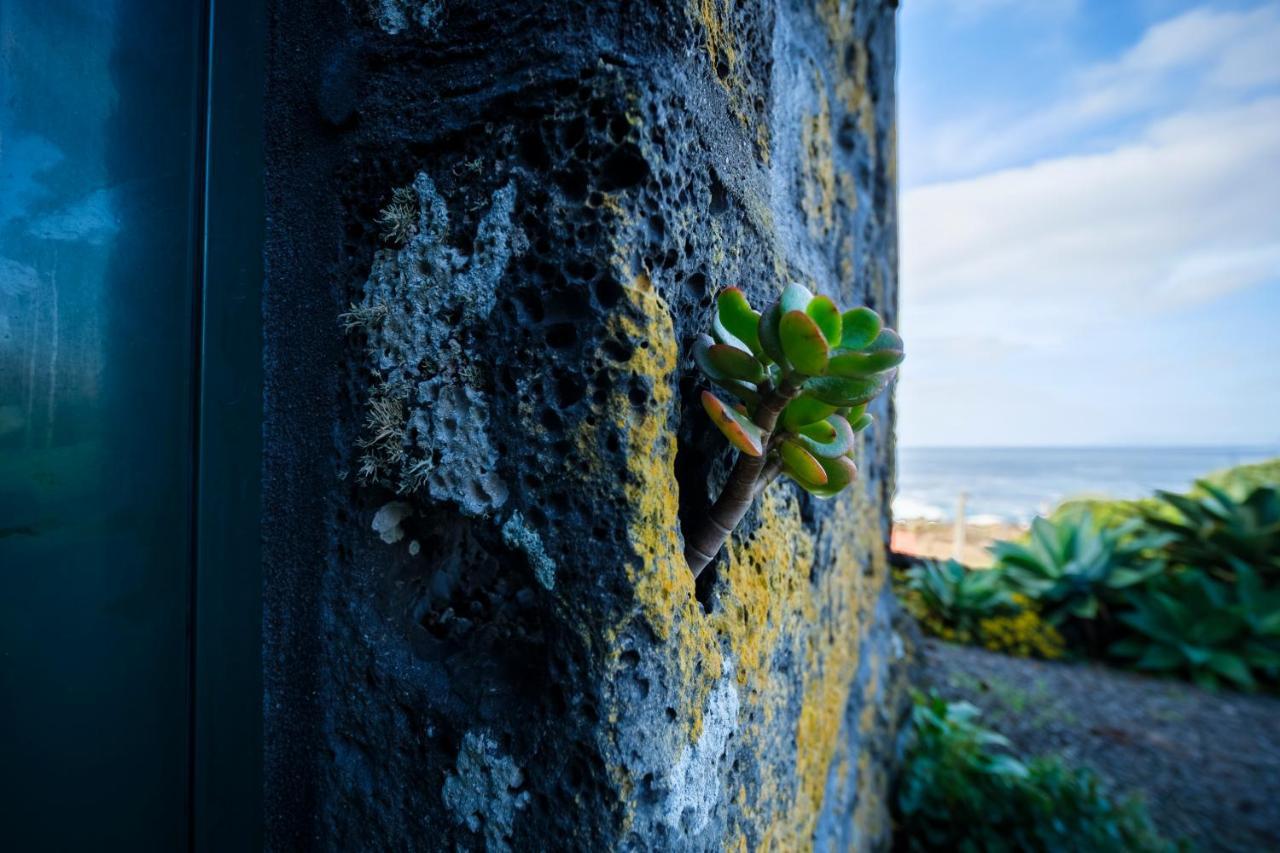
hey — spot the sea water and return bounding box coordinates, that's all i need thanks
[894,446,1280,524]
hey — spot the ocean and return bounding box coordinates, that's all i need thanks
[894,446,1280,524]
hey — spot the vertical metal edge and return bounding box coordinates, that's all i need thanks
[194,0,266,848]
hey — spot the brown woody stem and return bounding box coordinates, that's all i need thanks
[685,379,799,578]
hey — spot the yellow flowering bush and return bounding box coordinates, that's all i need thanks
[899,582,1064,660]
[977,595,1065,660]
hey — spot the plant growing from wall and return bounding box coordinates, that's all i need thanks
[684,283,903,576]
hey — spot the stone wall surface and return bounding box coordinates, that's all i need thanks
[263,0,911,849]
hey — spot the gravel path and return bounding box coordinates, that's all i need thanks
[919,640,1280,852]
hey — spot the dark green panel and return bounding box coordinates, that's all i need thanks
[194,0,265,848]
[0,1,207,847]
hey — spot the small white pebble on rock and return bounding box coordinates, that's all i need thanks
[372,501,414,544]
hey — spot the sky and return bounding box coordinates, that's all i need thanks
[896,0,1280,447]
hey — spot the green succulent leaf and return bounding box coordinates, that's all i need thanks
[711,377,761,407]
[758,300,787,365]
[866,327,904,354]
[808,454,859,498]
[795,415,856,458]
[780,310,830,375]
[711,312,752,355]
[780,282,814,315]
[806,295,842,346]
[803,373,891,407]
[716,288,764,359]
[839,307,882,350]
[780,439,828,486]
[693,334,727,380]
[780,394,838,432]
[701,390,764,457]
[706,342,765,383]
[827,348,905,377]
[849,412,874,433]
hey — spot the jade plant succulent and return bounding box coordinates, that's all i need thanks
[684,283,903,576]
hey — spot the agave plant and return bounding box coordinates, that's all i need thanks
[905,559,1014,636]
[684,283,902,576]
[990,512,1162,626]
[1110,567,1280,691]
[1141,482,1280,581]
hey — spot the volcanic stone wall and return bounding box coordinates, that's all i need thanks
[263,0,911,849]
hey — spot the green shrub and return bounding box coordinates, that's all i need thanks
[991,513,1162,629]
[1050,456,1280,542]
[1140,483,1280,582]
[898,560,1067,659]
[1110,567,1280,691]
[903,559,1013,634]
[894,693,1173,853]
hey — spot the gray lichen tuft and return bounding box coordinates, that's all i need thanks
[350,173,521,516]
[441,731,530,852]
[375,185,418,245]
[500,511,556,590]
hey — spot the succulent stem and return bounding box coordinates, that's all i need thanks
[685,379,799,578]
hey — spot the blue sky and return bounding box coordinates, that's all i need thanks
[896,0,1280,447]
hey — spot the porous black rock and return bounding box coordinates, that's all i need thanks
[264,1,911,849]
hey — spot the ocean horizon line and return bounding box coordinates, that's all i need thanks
[898,444,1280,452]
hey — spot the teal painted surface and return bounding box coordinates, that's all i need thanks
[0,2,207,846]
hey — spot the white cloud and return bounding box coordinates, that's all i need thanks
[903,96,1280,319]
[899,4,1280,447]
[908,3,1280,184]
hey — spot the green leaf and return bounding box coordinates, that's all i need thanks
[780,310,830,375]
[780,394,837,431]
[806,295,842,346]
[866,327,904,353]
[839,307,882,350]
[757,300,786,365]
[827,348,905,377]
[716,288,764,359]
[1135,644,1183,671]
[795,415,855,459]
[710,376,761,407]
[809,454,858,498]
[780,439,828,486]
[706,342,765,383]
[849,412,874,433]
[701,390,764,457]
[1207,652,1256,690]
[803,373,890,407]
[780,282,814,314]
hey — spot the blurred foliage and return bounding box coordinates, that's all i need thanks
[897,459,1280,691]
[1141,482,1280,582]
[1051,457,1280,534]
[893,692,1174,853]
[992,513,1162,629]
[1110,566,1280,691]
[897,561,1063,659]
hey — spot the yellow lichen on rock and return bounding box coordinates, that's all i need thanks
[801,72,838,240]
[707,474,890,847]
[601,274,721,747]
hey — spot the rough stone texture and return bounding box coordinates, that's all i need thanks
[264,0,909,849]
